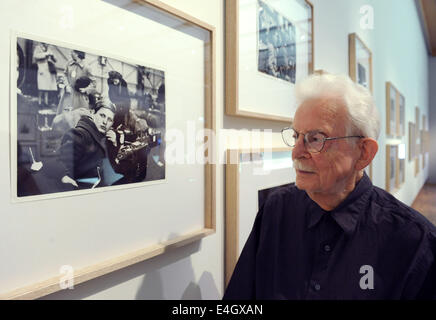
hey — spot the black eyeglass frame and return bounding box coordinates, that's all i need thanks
[281,127,364,153]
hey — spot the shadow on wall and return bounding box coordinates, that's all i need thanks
[136,267,220,300]
[41,236,219,299]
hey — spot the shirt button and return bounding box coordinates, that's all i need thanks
[314,283,321,291]
[324,244,331,252]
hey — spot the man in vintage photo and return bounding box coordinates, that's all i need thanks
[106,70,152,184]
[224,73,436,299]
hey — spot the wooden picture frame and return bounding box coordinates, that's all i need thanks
[386,144,398,193]
[398,143,406,186]
[397,93,405,137]
[409,122,416,162]
[349,33,373,92]
[226,0,314,122]
[349,33,373,179]
[225,148,294,286]
[385,82,397,137]
[3,0,216,299]
[415,107,420,176]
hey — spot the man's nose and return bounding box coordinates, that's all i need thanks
[292,135,310,159]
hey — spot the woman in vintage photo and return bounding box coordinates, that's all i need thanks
[33,42,58,106]
[56,49,94,115]
[58,99,116,189]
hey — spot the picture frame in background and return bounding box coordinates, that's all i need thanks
[226,0,314,122]
[423,130,430,154]
[385,82,397,136]
[422,115,426,168]
[225,148,294,286]
[385,144,398,193]
[349,33,373,179]
[4,0,216,300]
[408,122,416,162]
[349,33,373,92]
[398,143,406,186]
[415,107,420,176]
[397,93,405,136]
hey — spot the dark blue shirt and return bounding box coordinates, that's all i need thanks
[223,173,436,300]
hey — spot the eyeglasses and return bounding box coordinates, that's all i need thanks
[281,127,364,153]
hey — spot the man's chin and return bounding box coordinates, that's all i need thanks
[295,176,317,192]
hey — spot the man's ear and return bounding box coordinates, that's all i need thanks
[355,138,378,171]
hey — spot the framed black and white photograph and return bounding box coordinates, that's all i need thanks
[398,143,406,186]
[422,115,427,169]
[349,33,372,92]
[12,35,166,199]
[349,33,373,179]
[226,0,313,122]
[409,122,416,161]
[415,107,420,176]
[257,0,296,83]
[398,93,405,136]
[386,144,398,193]
[386,82,397,136]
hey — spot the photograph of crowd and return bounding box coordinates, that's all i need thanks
[257,0,296,83]
[15,36,165,198]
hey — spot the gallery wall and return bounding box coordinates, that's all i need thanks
[0,0,225,300]
[0,0,430,299]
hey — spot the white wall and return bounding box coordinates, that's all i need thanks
[429,57,436,184]
[0,0,429,299]
[311,0,429,205]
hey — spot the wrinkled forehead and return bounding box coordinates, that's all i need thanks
[293,96,349,135]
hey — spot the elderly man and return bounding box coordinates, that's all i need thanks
[223,73,436,300]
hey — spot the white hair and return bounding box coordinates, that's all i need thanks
[295,73,380,140]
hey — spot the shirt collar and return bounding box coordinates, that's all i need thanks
[306,172,373,235]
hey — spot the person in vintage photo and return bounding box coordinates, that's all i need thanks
[106,70,152,184]
[33,42,58,107]
[56,50,94,114]
[224,73,436,299]
[58,99,116,188]
[16,37,166,197]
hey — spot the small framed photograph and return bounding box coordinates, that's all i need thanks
[398,93,405,136]
[385,144,398,193]
[398,143,406,186]
[386,82,397,136]
[349,33,372,92]
[226,0,314,122]
[349,34,373,179]
[408,122,416,161]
